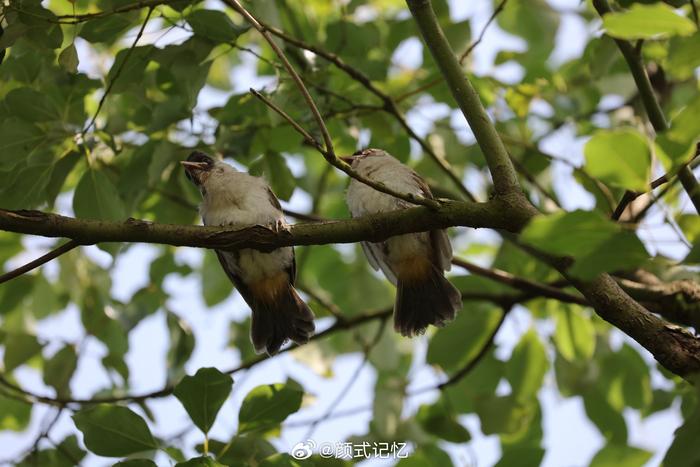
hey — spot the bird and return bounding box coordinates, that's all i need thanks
[181,151,315,355]
[343,148,461,336]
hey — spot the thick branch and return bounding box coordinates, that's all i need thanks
[406,0,521,196]
[575,274,700,377]
[0,201,526,251]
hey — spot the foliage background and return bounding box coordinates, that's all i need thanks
[0,0,699,466]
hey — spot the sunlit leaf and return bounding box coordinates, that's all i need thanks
[584,129,650,192]
[603,3,695,39]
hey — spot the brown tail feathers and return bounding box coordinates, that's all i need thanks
[249,284,315,355]
[394,263,461,337]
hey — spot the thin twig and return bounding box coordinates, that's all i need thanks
[451,257,587,306]
[509,155,562,210]
[249,89,323,152]
[0,240,79,284]
[222,0,334,156]
[254,16,475,202]
[303,317,387,439]
[82,7,154,135]
[460,0,508,65]
[286,309,508,429]
[393,0,508,103]
[225,1,439,208]
[612,154,700,220]
[437,307,508,390]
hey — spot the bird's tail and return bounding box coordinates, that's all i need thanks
[248,277,315,356]
[394,258,461,337]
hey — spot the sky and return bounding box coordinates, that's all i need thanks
[0,0,694,466]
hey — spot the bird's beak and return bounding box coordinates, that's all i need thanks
[180,160,208,171]
[181,160,210,185]
[340,155,355,164]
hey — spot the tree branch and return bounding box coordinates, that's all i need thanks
[0,240,79,284]
[0,201,527,252]
[573,273,700,377]
[452,257,587,306]
[406,0,522,196]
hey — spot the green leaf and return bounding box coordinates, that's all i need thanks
[494,447,545,467]
[58,43,79,73]
[3,332,42,372]
[46,151,81,206]
[667,32,700,80]
[80,15,133,43]
[186,10,244,43]
[475,395,538,437]
[656,95,700,170]
[213,435,276,467]
[173,367,233,435]
[416,399,471,442]
[19,435,86,467]
[113,460,158,467]
[106,46,152,93]
[521,210,618,257]
[265,153,296,202]
[496,0,559,79]
[590,443,652,467]
[5,87,61,122]
[259,454,304,467]
[427,304,502,371]
[396,444,452,467]
[553,305,595,361]
[663,388,700,467]
[43,345,78,396]
[73,168,126,221]
[602,3,695,39]
[0,161,55,210]
[175,457,226,467]
[166,311,196,381]
[0,118,45,169]
[0,386,32,431]
[568,231,648,279]
[238,382,303,434]
[584,129,650,191]
[73,405,158,457]
[583,388,628,443]
[14,2,63,48]
[506,329,549,402]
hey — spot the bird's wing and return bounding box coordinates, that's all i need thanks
[361,241,397,285]
[265,186,283,213]
[410,168,453,271]
[430,229,453,271]
[215,250,257,305]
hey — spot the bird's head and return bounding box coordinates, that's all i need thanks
[181,151,216,187]
[340,148,387,167]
